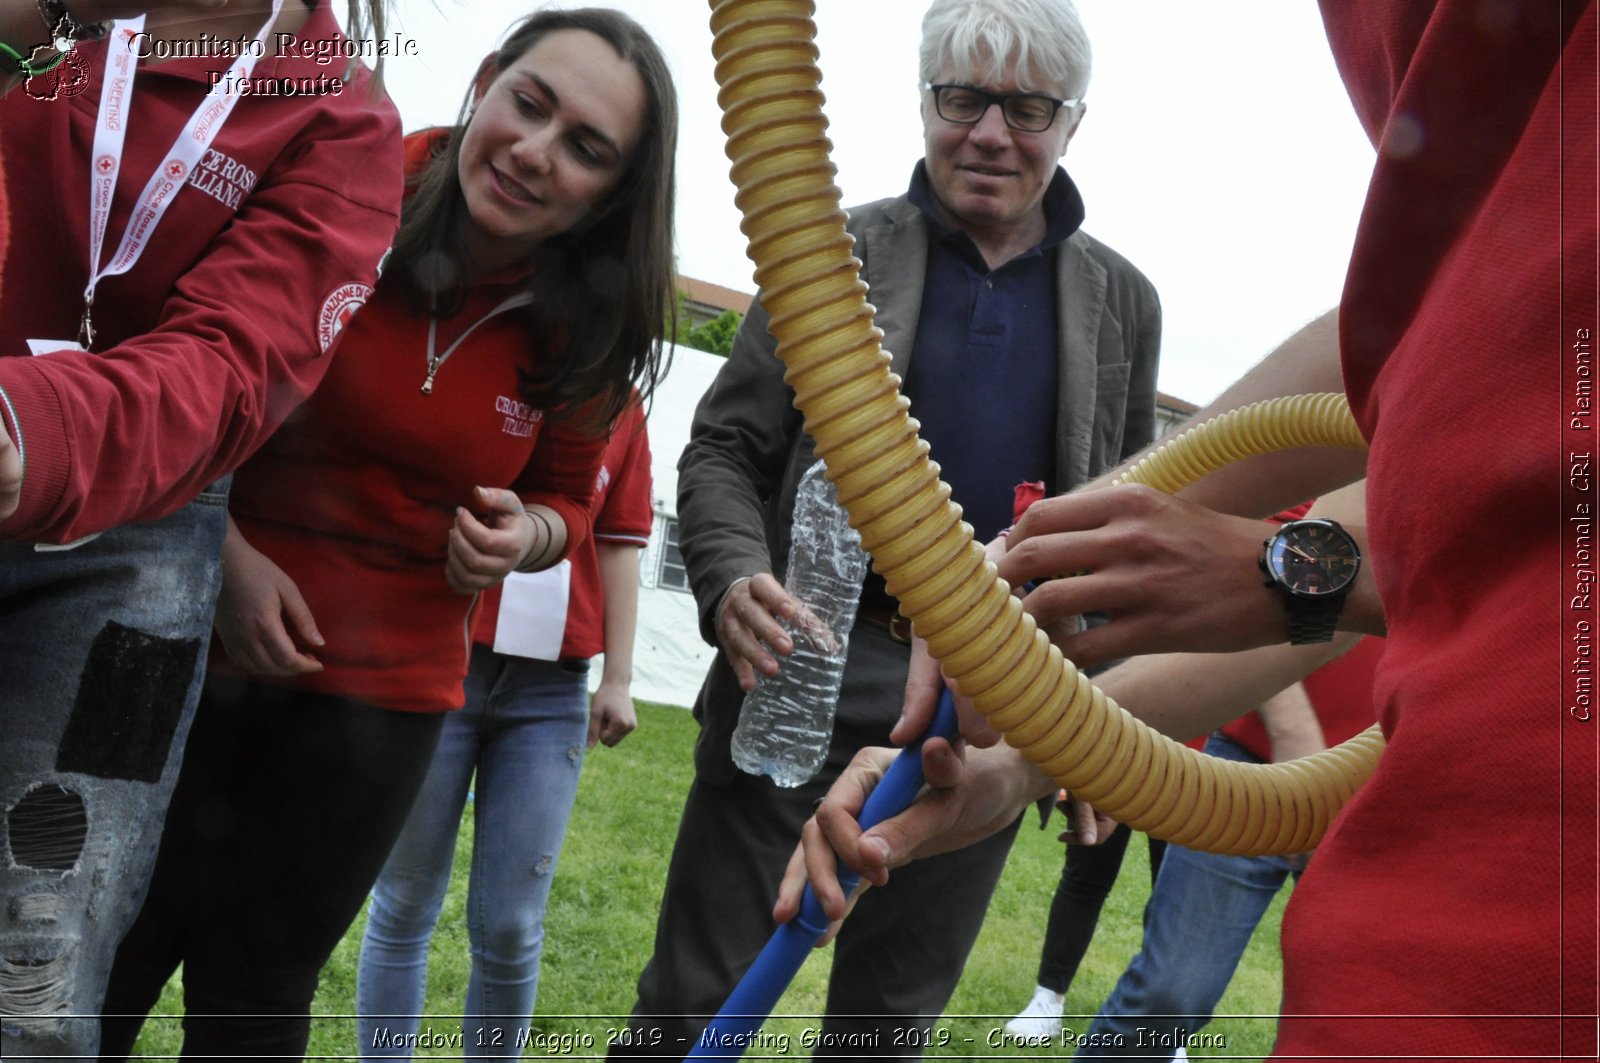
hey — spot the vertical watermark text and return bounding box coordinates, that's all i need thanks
[1567,326,1595,721]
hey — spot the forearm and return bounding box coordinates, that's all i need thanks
[0,406,18,526]
[677,463,772,601]
[1094,637,1356,743]
[1096,308,1366,516]
[596,541,641,687]
[510,408,607,575]
[677,300,795,638]
[1256,681,1327,762]
[516,504,570,573]
[220,511,246,563]
[0,192,399,542]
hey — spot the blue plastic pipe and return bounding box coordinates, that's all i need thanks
[683,689,961,1060]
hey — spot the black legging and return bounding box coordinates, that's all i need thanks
[1035,824,1167,994]
[99,676,444,1061]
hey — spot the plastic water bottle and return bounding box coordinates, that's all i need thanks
[731,459,871,787]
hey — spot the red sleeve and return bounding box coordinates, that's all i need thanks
[478,402,652,651]
[514,410,606,567]
[593,401,653,546]
[0,92,402,543]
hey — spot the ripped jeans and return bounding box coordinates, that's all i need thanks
[0,479,230,1060]
[357,647,591,1059]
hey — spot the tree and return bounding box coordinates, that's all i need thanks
[673,292,742,357]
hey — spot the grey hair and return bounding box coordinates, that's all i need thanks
[918,0,1092,101]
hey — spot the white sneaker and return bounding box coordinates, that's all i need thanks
[1004,985,1064,1040]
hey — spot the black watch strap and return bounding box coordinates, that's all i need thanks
[1285,594,1343,644]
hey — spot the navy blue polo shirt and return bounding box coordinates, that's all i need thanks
[899,160,1086,542]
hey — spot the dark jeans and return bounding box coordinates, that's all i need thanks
[0,479,230,1061]
[98,677,444,1062]
[1037,824,1167,994]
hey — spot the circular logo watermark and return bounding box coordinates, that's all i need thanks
[25,47,89,101]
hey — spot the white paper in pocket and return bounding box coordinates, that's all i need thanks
[492,561,572,660]
[27,338,88,356]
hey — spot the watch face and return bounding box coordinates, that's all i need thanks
[1265,521,1360,598]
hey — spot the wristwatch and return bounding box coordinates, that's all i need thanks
[38,0,110,44]
[1258,518,1361,644]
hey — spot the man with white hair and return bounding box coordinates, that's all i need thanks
[618,0,1161,1053]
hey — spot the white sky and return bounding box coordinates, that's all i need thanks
[380,1,1376,406]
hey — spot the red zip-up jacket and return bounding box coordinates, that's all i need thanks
[0,1,402,542]
[218,130,606,713]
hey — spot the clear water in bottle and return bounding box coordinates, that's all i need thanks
[731,459,871,787]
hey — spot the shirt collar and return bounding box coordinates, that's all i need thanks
[906,159,1086,256]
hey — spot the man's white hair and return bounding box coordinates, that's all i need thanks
[919,0,1092,101]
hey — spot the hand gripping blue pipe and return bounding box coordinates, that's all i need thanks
[684,690,961,1060]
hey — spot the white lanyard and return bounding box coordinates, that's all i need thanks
[422,292,537,395]
[81,0,285,349]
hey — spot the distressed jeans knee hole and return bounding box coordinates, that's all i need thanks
[5,785,87,873]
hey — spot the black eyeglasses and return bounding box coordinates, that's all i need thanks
[926,83,1080,133]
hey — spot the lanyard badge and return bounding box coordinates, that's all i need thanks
[80,1,285,350]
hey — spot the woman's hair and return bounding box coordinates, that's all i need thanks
[342,0,388,88]
[389,7,678,428]
[918,0,1092,101]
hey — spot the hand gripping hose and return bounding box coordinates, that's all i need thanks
[686,693,961,1059]
[707,0,1384,861]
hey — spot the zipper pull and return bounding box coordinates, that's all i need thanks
[421,358,440,395]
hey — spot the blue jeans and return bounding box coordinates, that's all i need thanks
[0,479,229,1060]
[357,646,591,1060]
[1076,734,1303,1059]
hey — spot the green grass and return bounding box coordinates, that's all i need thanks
[130,701,1289,1060]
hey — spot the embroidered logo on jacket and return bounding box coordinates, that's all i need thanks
[495,396,543,438]
[317,283,373,354]
[188,149,259,210]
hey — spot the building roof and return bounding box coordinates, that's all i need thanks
[1157,391,1199,416]
[676,274,754,316]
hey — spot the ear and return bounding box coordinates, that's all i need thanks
[471,52,500,104]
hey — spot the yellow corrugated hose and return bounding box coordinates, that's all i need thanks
[708,0,1384,854]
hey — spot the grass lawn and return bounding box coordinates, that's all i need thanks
[131,701,1290,1060]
